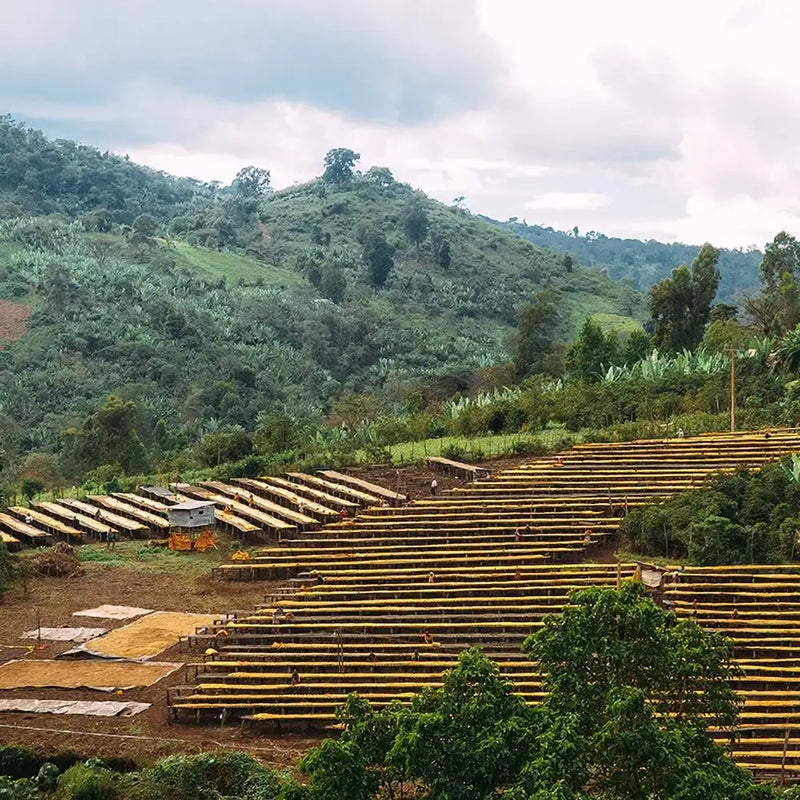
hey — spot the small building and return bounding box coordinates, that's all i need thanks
[168,500,215,530]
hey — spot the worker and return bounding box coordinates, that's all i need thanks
[368,651,377,662]
[582,527,594,547]
[556,456,563,466]
[339,507,350,521]
[290,668,300,686]
[430,479,438,496]
[514,527,522,542]
[223,505,232,514]
[411,650,420,662]
[24,514,32,524]
[423,630,434,645]
[108,530,117,550]
[428,571,435,584]
[248,495,255,507]
[731,607,739,620]
[514,569,522,581]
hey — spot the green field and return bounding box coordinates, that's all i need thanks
[369,427,579,465]
[172,241,301,284]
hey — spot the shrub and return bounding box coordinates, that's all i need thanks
[0,748,40,780]
[56,762,118,800]
[130,751,281,800]
[0,775,37,800]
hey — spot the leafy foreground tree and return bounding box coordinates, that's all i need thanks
[296,583,775,800]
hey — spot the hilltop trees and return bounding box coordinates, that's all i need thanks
[232,165,272,198]
[322,148,360,185]
[751,232,800,335]
[649,243,721,352]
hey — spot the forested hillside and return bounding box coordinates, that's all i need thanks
[0,119,644,482]
[490,218,762,303]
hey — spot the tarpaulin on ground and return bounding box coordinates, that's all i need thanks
[66,612,215,661]
[0,699,150,716]
[73,605,153,620]
[0,659,179,690]
[22,627,107,642]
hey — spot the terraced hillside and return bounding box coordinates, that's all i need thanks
[173,430,800,777]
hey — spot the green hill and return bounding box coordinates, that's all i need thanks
[488,218,763,304]
[0,119,644,481]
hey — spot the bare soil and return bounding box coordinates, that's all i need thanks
[0,459,537,767]
[0,299,31,345]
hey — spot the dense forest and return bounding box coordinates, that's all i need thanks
[491,217,763,303]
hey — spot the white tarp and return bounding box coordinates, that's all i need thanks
[0,699,150,716]
[640,567,664,588]
[73,605,153,620]
[21,627,107,642]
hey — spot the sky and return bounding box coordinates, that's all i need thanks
[1,0,798,248]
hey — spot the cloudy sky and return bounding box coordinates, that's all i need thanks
[1,0,797,248]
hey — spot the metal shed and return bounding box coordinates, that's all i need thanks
[167,500,215,530]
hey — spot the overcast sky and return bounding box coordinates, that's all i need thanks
[1,0,797,248]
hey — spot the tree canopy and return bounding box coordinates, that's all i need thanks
[649,243,721,352]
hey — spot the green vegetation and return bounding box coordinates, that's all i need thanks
[620,460,800,564]
[0,118,648,491]
[492,217,763,302]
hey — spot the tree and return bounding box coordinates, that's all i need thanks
[195,427,253,467]
[513,290,562,379]
[132,213,159,237]
[362,231,394,288]
[436,238,451,269]
[565,319,619,382]
[649,243,721,352]
[519,583,758,800]
[364,166,394,187]
[300,586,766,800]
[300,649,539,800]
[403,202,429,248]
[232,165,271,198]
[563,253,574,273]
[621,328,651,363]
[319,263,346,304]
[322,148,360,185]
[701,318,752,353]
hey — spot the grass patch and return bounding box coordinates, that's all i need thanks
[590,313,643,335]
[370,426,580,465]
[172,241,301,285]
[74,541,229,574]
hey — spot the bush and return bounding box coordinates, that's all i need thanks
[0,775,37,800]
[130,751,281,800]
[56,762,118,800]
[0,748,40,780]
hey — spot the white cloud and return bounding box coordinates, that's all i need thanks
[525,193,611,211]
[5,0,800,247]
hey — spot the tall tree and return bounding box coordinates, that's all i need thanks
[565,319,619,382]
[322,148,360,185]
[404,202,429,248]
[649,243,721,352]
[232,165,271,198]
[513,290,562,379]
[362,231,394,288]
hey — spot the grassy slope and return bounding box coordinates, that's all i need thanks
[171,241,302,285]
[258,179,647,339]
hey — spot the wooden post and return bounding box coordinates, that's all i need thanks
[616,558,621,590]
[781,727,790,788]
[730,350,736,432]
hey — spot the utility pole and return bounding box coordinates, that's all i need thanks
[729,350,736,432]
